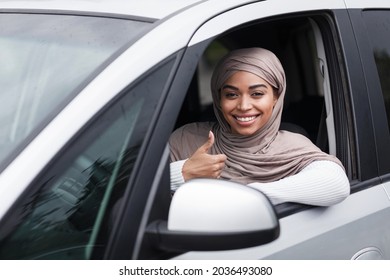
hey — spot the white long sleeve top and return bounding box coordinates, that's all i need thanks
[170,159,350,206]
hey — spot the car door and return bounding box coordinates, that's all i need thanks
[134,0,390,259]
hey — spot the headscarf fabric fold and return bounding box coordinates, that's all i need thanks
[170,48,343,184]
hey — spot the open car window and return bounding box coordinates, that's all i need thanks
[176,14,352,174]
[171,13,354,217]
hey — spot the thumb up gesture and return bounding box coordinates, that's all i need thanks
[182,131,227,181]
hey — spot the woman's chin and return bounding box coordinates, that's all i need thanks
[231,127,258,136]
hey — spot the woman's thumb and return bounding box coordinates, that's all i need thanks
[201,130,214,152]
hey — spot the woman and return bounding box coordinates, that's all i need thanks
[169,47,349,206]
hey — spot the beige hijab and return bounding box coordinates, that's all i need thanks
[170,48,343,184]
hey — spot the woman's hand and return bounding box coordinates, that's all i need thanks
[182,131,227,181]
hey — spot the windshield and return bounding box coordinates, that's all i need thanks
[0,13,151,169]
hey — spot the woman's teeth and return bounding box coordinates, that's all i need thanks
[236,116,256,122]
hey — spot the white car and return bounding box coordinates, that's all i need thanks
[0,0,390,260]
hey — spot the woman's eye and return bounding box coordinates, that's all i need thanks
[223,92,237,98]
[252,92,264,97]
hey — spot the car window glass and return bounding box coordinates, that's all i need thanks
[362,10,390,132]
[0,13,151,171]
[0,59,175,260]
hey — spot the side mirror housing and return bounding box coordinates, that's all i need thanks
[146,179,279,252]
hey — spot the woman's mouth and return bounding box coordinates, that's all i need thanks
[234,115,258,122]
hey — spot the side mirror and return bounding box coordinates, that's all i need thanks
[146,179,280,252]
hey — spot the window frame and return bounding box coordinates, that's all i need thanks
[331,9,381,188]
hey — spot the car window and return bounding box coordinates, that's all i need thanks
[0,58,175,260]
[179,15,346,158]
[173,13,353,216]
[0,13,151,171]
[361,10,390,133]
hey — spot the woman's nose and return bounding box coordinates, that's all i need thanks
[237,95,252,110]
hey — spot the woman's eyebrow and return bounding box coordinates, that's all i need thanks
[249,84,268,90]
[221,85,238,91]
[221,84,267,90]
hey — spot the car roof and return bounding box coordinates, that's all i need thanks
[0,0,231,20]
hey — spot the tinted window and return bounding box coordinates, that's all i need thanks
[0,59,175,259]
[0,13,150,171]
[362,10,390,132]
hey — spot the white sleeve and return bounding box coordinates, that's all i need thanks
[247,160,350,206]
[170,159,187,191]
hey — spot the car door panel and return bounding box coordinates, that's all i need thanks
[175,184,390,259]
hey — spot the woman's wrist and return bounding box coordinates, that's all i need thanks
[170,159,187,191]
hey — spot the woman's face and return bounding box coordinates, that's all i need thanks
[220,71,277,136]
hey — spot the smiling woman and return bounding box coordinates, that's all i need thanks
[169,47,350,206]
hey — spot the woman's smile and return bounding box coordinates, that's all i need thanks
[234,115,258,122]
